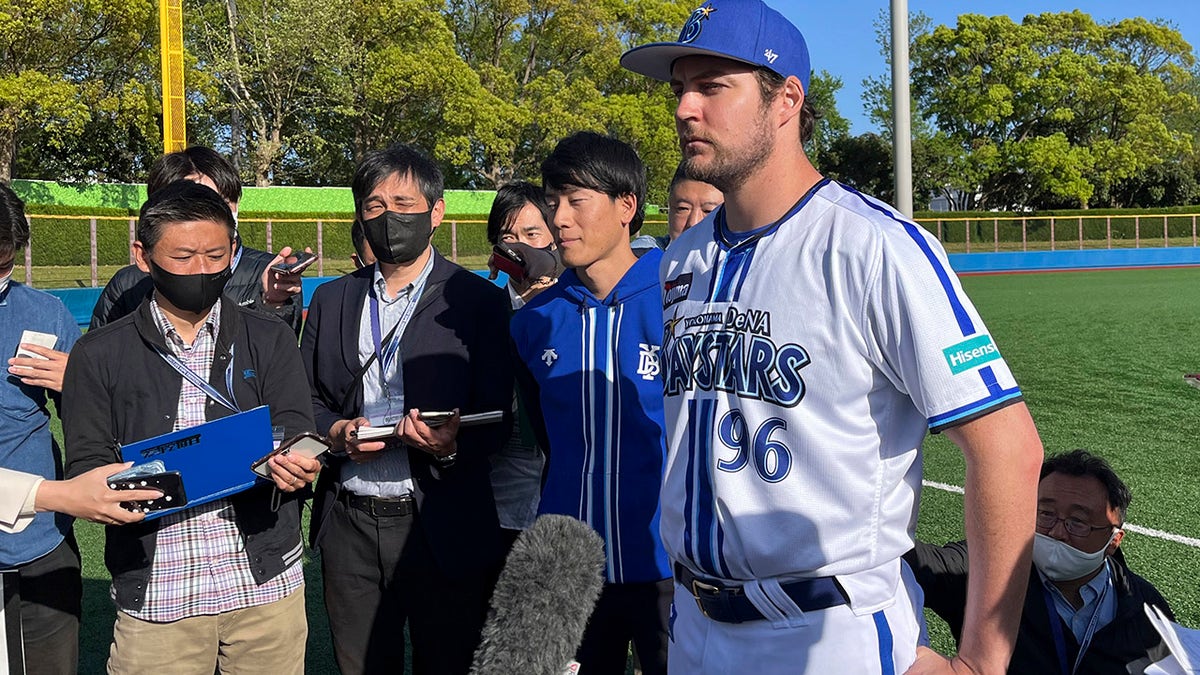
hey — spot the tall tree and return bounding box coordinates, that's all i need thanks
[819,132,893,203]
[0,0,157,181]
[909,11,1197,209]
[188,0,352,185]
[444,0,689,197]
[806,70,850,163]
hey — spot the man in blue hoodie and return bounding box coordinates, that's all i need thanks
[510,131,671,675]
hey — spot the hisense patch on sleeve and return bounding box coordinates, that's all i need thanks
[943,334,1001,374]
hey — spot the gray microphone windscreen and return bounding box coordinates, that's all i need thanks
[470,514,605,675]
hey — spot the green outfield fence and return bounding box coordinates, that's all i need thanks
[17,210,1200,288]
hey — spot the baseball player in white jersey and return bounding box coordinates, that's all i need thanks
[621,1,1045,674]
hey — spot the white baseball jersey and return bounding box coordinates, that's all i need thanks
[659,179,1022,605]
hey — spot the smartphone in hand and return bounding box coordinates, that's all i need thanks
[271,251,317,274]
[490,244,529,282]
[108,469,186,513]
[250,432,331,478]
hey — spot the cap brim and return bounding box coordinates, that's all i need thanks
[620,42,762,82]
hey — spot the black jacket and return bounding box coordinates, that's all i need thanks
[300,251,513,576]
[63,295,316,612]
[906,540,1174,675]
[89,244,302,334]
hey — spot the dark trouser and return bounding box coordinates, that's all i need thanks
[15,533,82,675]
[319,497,496,675]
[576,578,673,675]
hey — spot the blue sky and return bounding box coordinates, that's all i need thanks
[769,1,1200,135]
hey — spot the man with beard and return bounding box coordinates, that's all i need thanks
[300,143,512,675]
[621,1,1044,673]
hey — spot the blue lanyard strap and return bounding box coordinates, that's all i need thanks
[151,342,241,413]
[1072,564,1110,674]
[1042,583,1072,675]
[1040,562,1111,675]
[369,278,426,380]
[230,243,244,272]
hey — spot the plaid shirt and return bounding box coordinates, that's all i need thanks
[122,298,303,623]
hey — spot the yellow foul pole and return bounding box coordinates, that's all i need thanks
[160,0,186,152]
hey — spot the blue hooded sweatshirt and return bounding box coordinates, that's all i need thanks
[510,248,671,584]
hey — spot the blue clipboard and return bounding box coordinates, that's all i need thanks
[119,406,274,520]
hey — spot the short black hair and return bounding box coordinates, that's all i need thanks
[138,181,237,252]
[1040,449,1133,524]
[350,218,368,259]
[352,144,443,218]
[147,146,243,205]
[486,181,552,245]
[541,131,647,236]
[668,162,691,195]
[0,183,29,258]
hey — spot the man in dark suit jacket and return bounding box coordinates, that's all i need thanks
[300,143,512,675]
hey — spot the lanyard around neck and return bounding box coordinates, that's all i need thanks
[151,342,241,414]
[230,244,244,272]
[369,277,426,381]
[1042,560,1112,675]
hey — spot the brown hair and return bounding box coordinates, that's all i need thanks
[753,68,820,146]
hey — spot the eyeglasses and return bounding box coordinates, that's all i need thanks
[1036,510,1116,538]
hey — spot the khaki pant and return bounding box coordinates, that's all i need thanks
[107,585,307,675]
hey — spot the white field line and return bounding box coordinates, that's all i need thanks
[921,480,1200,549]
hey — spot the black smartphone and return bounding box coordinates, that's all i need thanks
[491,244,529,282]
[108,471,188,513]
[250,432,332,478]
[271,251,317,274]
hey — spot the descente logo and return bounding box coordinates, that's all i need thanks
[942,334,1001,375]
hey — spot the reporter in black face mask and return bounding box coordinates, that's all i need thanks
[301,144,513,675]
[61,181,319,675]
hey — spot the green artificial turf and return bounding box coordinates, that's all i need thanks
[919,267,1200,653]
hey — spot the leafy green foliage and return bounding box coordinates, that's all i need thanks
[865,10,1200,211]
[1,0,159,181]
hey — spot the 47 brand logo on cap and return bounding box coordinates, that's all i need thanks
[943,334,1001,374]
[679,4,716,44]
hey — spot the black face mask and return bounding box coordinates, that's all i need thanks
[148,260,232,314]
[362,210,434,265]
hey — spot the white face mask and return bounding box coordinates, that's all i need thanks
[0,270,11,295]
[1032,530,1118,581]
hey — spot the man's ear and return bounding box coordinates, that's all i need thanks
[1106,528,1125,556]
[133,241,151,274]
[777,76,805,128]
[616,193,638,229]
[430,198,446,232]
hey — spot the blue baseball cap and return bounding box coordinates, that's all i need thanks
[620,0,810,93]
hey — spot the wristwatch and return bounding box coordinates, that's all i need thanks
[434,447,458,465]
